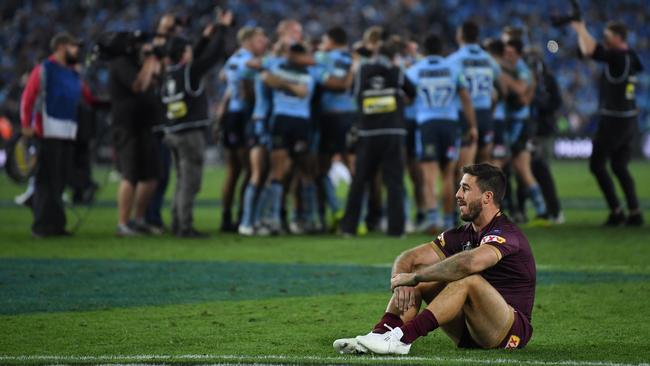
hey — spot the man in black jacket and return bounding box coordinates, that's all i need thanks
[160,10,233,237]
[570,20,644,226]
[341,41,416,237]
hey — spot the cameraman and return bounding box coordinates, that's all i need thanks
[159,10,233,238]
[570,20,644,226]
[109,36,163,236]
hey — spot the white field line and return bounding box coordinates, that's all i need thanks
[0,354,648,366]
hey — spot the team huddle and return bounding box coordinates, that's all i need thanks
[217,19,550,237]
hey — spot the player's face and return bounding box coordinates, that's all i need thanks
[456,174,484,222]
[320,35,333,51]
[251,33,268,56]
[504,46,517,64]
[603,29,622,50]
[281,23,303,45]
[64,44,80,65]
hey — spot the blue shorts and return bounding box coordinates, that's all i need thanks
[270,114,312,155]
[318,112,354,154]
[416,119,460,165]
[506,118,531,156]
[246,118,270,148]
[459,108,495,148]
[221,111,249,150]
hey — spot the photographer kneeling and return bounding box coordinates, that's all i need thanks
[159,10,233,238]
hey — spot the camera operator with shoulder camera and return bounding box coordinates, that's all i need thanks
[159,10,233,238]
[109,33,164,237]
[569,19,644,226]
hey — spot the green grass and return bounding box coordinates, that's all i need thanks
[0,161,649,365]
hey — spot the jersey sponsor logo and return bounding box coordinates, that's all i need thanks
[362,96,397,114]
[437,233,446,247]
[480,234,506,245]
[505,335,520,349]
[462,241,473,251]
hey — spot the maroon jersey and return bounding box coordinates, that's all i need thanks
[430,213,536,322]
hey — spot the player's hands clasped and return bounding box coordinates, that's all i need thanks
[392,285,418,312]
[391,272,418,290]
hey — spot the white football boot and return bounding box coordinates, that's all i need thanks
[238,225,254,236]
[332,337,368,354]
[356,325,411,355]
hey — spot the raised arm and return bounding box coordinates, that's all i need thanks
[571,21,597,57]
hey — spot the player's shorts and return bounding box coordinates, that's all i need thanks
[458,307,532,350]
[506,118,532,157]
[492,119,508,160]
[405,118,418,159]
[319,112,354,155]
[270,114,312,155]
[309,126,321,155]
[459,108,495,148]
[415,119,460,165]
[246,118,270,149]
[221,111,248,150]
[112,124,161,184]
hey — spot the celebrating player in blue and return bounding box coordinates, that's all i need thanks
[406,33,477,233]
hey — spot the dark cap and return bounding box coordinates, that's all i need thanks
[50,32,79,51]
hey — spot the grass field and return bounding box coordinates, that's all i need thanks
[1,161,649,366]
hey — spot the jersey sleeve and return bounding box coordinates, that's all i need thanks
[430,229,464,259]
[591,43,612,63]
[456,68,468,89]
[239,58,257,81]
[480,229,520,259]
[20,64,42,128]
[405,64,418,85]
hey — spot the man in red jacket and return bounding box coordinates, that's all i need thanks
[21,32,96,237]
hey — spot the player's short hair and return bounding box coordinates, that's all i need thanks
[363,26,384,46]
[326,26,347,45]
[506,39,524,55]
[606,21,627,41]
[461,21,480,43]
[237,26,263,45]
[462,164,506,206]
[483,38,505,57]
[423,33,443,55]
[502,26,523,41]
[277,19,300,34]
[50,32,78,52]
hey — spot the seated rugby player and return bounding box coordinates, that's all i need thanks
[334,163,535,354]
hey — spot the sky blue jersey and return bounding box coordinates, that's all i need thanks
[224,48,256,113]
[315,49,356,113]
[448,44,501,110]
[269,60,317,120]
[250,55,282,121]
[406,55,468,124]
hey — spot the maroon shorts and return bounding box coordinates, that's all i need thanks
[457,308,532,349]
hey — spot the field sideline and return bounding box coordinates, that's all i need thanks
[0,161,649,365]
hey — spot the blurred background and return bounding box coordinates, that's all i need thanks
[0,0,648,164]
